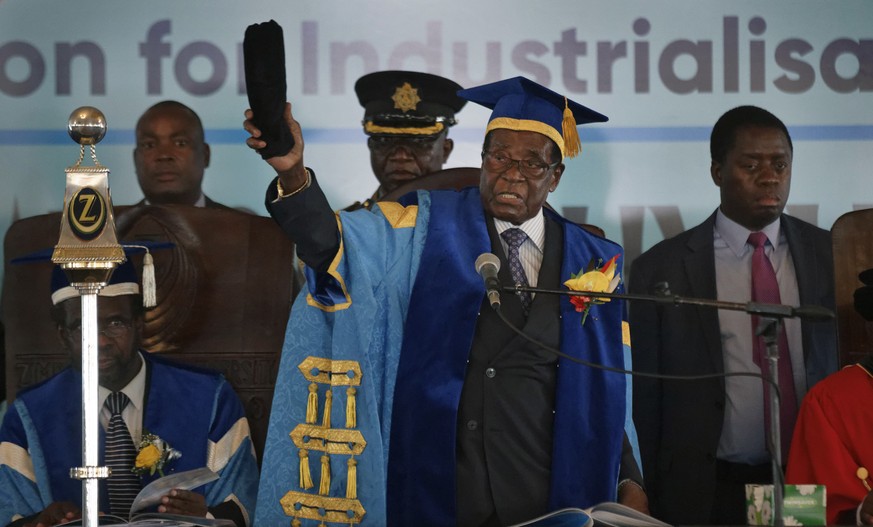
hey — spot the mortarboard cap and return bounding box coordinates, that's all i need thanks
[457,76,608,159]
[13,244,168,307]
[51,257,141,306]
[355,70,466,137]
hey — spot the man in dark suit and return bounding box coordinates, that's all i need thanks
[629,105,838,525]
[133,101,231,209]
[246,77,642,526]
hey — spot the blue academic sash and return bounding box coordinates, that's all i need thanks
[387,189,626,525]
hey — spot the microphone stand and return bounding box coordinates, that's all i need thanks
[502,283,832,527]
[758,317,785,526]
[504,284,833,322]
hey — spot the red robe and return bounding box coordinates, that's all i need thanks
[786,363,873,524]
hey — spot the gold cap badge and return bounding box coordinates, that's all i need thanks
[391,82,421,112]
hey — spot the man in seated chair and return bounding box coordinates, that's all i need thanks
[0,258,259,527]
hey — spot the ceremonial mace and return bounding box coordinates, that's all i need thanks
[53,107,126,527]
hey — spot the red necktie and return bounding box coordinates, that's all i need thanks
[748,232,798,458]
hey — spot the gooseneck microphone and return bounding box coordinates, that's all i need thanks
[475,253,502,310]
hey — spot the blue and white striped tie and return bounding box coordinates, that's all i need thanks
[105,392,141,516]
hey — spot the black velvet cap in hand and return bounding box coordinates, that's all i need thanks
[244,20,294,159]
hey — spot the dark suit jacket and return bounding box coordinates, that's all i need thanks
[456,213,565,524]
[628,211,838,525]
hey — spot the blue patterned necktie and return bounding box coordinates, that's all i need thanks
[501,228,533,312]
[105,391,141,516]
[748,232,798,457]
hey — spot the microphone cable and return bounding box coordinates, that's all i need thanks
[488,301,787,487]
[491,304,777,391]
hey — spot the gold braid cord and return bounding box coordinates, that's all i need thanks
[280,492,366,524]
[286,357,367,524]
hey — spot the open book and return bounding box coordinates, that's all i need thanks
[96,513,234,526]
[56,468,232,526]
[510,507,592,527]
[57,515,234,527]
[129,467,219,514]
[585,502,671,527]
[511,502,671,527]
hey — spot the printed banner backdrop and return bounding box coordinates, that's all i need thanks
[1,0,871,280]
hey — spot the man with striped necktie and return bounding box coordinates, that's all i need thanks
[0,259,258,526]
[247,77,642,526]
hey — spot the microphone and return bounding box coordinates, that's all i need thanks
[475,253,502,310]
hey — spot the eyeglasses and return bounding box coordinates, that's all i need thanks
[481,151,559,180]
[65,319,132,340]
[368,135,439,155]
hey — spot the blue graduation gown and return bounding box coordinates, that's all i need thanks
[0,351,259,525]
[255,187,627,526]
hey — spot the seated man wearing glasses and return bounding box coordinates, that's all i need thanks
[346,70,467,211]
[0,260,258,527]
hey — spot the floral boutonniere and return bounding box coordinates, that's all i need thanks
[563,254,621,325]
[132,431,182,477]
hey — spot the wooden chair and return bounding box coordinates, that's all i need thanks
[380,166,481,201]
[831,208,873,366]
[2,205,297,463]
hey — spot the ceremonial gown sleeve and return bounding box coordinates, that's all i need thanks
[255,176,431,525]
[202,379,260,526]
[265,171,339,272]
[0,401,45,525]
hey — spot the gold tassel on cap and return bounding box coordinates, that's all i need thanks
[299,449,313,490]
[319,454,331,495]
[306,383,318,424]
[292,518,301,527]
[322,389,332,428]
[561,96,582,159]
[346,457,358,499]
[346,387,357,429]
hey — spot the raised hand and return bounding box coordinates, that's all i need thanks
[244,102,308,193]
